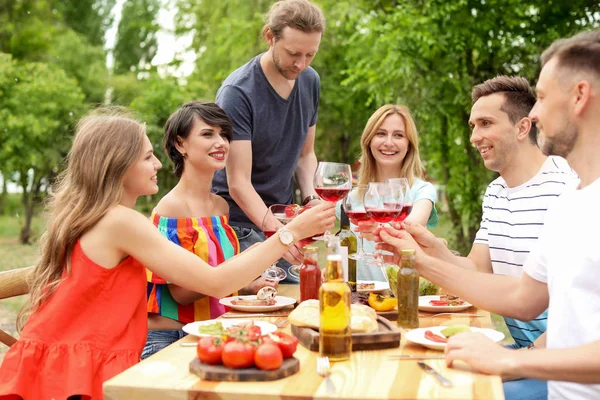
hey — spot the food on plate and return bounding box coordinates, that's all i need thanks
[257,286,277,300]
[224,321,262,342]
[197,320,224,336]
[254,342,283,370]
[197,336,224,365]
[222,340,256,369]
[288,299,378,333]
[367,293,398,312]
[265,332,299,359]
[424,325,471,343]
[429,295,466,307]
[351,292,369,305]
[419,278,440,296]
[357,282,375,290]
[440,324,471,337]
[230,296,277,306]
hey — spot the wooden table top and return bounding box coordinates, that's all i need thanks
[104,285,505,400]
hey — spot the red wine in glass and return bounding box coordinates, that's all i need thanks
[366,209,399,223]
[345,210,371,223]
[263,229,276,238]
[393,204,413,222]
[315,187,350,202]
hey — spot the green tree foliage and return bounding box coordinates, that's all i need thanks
[53,0,116,46]
[0,53,86,243]
[113,0,161,74]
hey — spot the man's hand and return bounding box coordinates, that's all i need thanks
[375,224,428,266]
[395,221,454,261]
[354,220,378,241]
[445,332,517,377]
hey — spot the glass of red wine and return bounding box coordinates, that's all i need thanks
[386,178,413,223]
[342,185,374,261]
[363,182,404,266]
[313,161,353,240]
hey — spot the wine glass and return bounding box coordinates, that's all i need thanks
[261,204,298,282]
[387,178,413,223]
[363,182,404,266]
[313,161,353,240]
[342,185,374,261]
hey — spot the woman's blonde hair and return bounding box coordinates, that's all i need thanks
[358,104,424,187]
[17,108,147,331]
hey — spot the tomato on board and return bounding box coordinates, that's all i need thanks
[197,336,224,365]
[254,343,283,370]
[268,332,299,358]
[222,340,256,369]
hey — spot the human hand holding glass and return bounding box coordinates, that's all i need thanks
[261,204,299,282]
[313,161,353,240]
[363,182,404,266]
[342,185,374,261]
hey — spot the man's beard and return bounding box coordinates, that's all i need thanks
[541,121,578,158]
[272,52,300,80]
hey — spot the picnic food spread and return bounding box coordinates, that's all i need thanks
[429,295,466,307]
[230,287,278,306]
[288,299,379,333]
[424,324,471,343]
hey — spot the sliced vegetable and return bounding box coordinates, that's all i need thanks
[424,330,448,343]
[367,292,398,312]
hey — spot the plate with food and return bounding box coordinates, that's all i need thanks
[182,319,277,338]
[357,280,390,293]
[220,289,296,312]
[418,295,473,312]
[404,325,504,351]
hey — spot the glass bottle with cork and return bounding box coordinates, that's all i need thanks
[396,249,419,329]
[300,246,321,303]
[336,207,357,291]
[319,236,352,361]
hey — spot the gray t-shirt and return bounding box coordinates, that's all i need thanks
[212,54,320,230]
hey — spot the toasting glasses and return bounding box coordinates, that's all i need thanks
[363,182,404,266]
[313,162,353,240]
[342,185,373,261]
[386,178,413,223]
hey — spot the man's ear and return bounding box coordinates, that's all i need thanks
[516,117,533,142]
[573,80,592,117]
[265,28,275,47]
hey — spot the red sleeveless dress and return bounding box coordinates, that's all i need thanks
[0,241,148,399]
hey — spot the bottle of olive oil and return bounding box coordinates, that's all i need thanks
[396,249,419,329]
[319,237,352,361]
[335,208,358,291]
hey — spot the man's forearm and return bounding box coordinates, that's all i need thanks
[419,255,546,320]
[294,152,318,200]
[230,181,270,228]
[512,342,600,383]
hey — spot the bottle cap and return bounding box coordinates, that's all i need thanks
[304,245,318,253]
[401,249,416,256]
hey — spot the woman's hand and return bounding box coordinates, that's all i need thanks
[239,276,279,295]
[287,202,336,241]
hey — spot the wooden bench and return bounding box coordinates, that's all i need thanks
[0,267,33,347]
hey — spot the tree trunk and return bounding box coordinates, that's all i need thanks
[0,172,6,215]
[19,169,42,245]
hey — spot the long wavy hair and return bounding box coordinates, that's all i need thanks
[17,109,146,331]
[358,104,424,187]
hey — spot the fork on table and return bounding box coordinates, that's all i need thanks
[317,356,335,394]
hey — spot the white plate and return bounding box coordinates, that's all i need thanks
[219,295,296,312]
[357,280,390,293]
[418,295,473,312]
[405,326,504,351]
[182,319,277,338]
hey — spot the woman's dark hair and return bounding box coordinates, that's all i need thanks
[164,101,233,178]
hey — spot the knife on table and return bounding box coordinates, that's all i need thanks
[417,361,453,387]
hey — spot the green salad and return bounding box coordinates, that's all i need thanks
[197,321,224,335]
[386,265,439,297]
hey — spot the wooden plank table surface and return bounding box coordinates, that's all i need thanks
[104,285,505,400]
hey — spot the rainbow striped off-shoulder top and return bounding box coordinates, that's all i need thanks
[146,212,240,323]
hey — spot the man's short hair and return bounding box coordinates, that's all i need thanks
[261,0,325,41]
[472,75,537,144]
[541,30,600,80]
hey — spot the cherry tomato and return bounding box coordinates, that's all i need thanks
[285,204,300,218]
[254,343,283,370]
[222,340,256,369]
[196,336,224,365]
[269,332,299,358]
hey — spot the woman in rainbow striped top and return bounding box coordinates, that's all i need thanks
[142,102,276,359]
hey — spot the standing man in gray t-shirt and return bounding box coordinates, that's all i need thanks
[212,0,325,282]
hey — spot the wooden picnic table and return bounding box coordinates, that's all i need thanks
[104,285,505,399]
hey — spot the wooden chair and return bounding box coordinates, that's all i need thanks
[0,266,33,347]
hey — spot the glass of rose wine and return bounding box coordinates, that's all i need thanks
[261,204,299,282]
[313,161,353,240]
[363,182,404,266]
[386,178,413,223]
[342,185,374,261]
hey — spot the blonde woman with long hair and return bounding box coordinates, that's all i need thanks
[0,109,335,400]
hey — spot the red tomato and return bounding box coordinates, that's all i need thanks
[222,340,256,369]
[196,336,224,365]
[254,343,283,370]
[270,332,299,358]
[285,204,300,218]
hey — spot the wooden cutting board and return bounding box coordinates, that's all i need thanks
[290,316,401,352]
[189,357,300,381]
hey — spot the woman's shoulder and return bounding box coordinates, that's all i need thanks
[211,194,229,215]
[154,191,186,217]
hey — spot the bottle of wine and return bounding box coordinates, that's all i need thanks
[300,246,321,303]
[319,237,352,361]
[396,249,419,329]
[336,207,358,292]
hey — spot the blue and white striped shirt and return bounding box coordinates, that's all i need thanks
[474,156,579,347]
